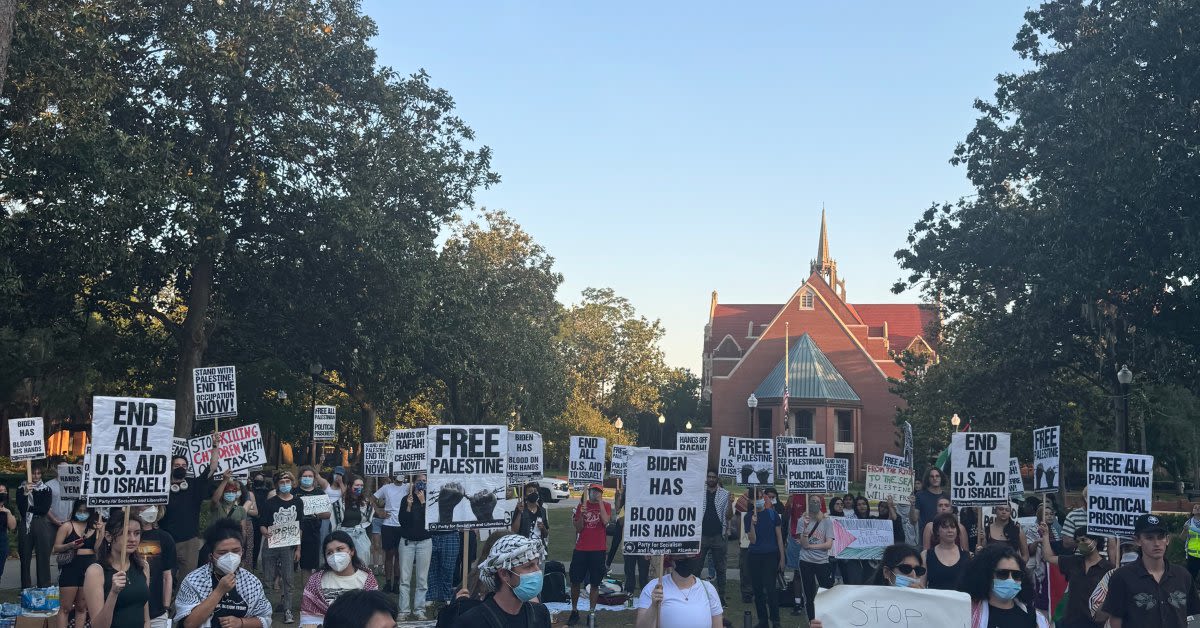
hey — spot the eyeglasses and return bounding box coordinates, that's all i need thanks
[994,569,1024,581]
[891,564,927,577]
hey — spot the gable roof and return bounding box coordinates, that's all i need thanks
[852,304,938,353]
[752,333,861,403]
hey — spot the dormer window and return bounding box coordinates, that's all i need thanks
[800,289,814,310]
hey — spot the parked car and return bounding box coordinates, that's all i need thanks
[535,477,570,503]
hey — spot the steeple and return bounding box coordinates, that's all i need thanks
[810,208,838,282]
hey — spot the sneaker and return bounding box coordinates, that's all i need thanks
[567,610,580,625]
[284,610,294,624]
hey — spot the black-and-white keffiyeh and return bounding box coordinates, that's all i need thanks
[175,564,273,628]
[477,534,545,590]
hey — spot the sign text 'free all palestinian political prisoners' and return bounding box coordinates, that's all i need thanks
[508,431,543,484]
[864,465,914,504]
[676,433,709,453]
[1033,426,1060,492]
[882,453,908,470]
[192,366,237,420]
[950,432,1010,507]
[187,424,267,476]
[825,458,849,494]
[622,448,707,555]
[312,405,336,441]
[8,417,45,461]
[362,442,389,477]
[425,425,515,531]
[89,397,176,507]
[1087,451,1153,538]
[786,443,827,494]
[814,585,970,628]
[733,438,774,487]
[389,428,428,476]
[569,436,606,488]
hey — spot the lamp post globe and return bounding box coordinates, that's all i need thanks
[613,417,623,430]
[950,413,960,428]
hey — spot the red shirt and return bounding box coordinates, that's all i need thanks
[788,494,826,538]
[573,501,612,551]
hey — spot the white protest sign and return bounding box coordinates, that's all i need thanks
[1087,451,1153,538]
[389,428,428,476]
[786,443,827,494]
[717,436,738,478]
[82,445,91,496]
[776,435,806,477]
[733,438,774,487]
[172,438,191,476]
[426,425,514,531]
[825,458,849,494]
[569,436,606,488]
[814,585,971,627]
[192,366,237,420]
[1033,426,1060,492]
[268,522,301,548]
[507,431,543,484]
[1008,458,1024,501]
[610,445,648,480]
[882,453,908,469]
[676,433,709,453]
[362,442,389,477]
[8,417,45,461]
[831,518,896,559]
[57,463,83,499]
[187,423,267,475]
[312,405,336,441]
[865,464,914,504]
[301,494,331,516]
[89,397,176,506]
[950,432,1010,507]
[621,448,707,555]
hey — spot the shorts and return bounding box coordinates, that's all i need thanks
[58,554,96,587]
[569,549,607,586]
[371,517,384,535]
[785,536,803,570]
[382,525,403,550]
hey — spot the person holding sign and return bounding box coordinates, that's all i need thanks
[744,490,785,628]
[164,443,220,579]
[175,518,274,628]
[294,466,333,586]
[1037,523,1116,628]
[17,464,58,588]
[962,544,1048,627]
[82,515,150,628]
[1101,514,1200,628]
[635,553,723,628]
[260,470,305,624]
[566,483,611,626]
[793,495,835,622]
[509,481,549,548]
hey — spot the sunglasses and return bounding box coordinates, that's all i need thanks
[891,564,927,577]
[994,569,1025,581]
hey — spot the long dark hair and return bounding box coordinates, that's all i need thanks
[989,507,1022,545]
[342,472,367,509]
[961,544,1031,603]
[323,530,367,573]
[854,496,870,517]
[870,544,922,585]
[70,499,100,527]
[97,515,146,571]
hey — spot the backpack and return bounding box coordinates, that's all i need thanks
[540,567,570,603]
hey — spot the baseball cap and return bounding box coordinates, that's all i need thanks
[1133,513,1168,536]
[333,466,345,477]
[588,483,604,491]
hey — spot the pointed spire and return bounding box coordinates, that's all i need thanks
[815,206,830,267]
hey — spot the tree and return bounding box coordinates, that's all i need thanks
[0,0,13,92]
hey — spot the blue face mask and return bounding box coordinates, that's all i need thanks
[299,477,314,489]
[893,574,916,588]
[74,513,89,522]
[754,499,765,510]
[278,483,292,494]
[415,481,426,492]
[993,578,1022,600]
[510,570,543,602]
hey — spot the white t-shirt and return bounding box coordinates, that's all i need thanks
[637,575,721,627]
[45,479,71,523]
[372,483,408,527]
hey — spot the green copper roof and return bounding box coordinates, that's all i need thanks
[752,333,861,403]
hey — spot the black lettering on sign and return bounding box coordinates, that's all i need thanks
[435,427,501,458]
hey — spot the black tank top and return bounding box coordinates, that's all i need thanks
[925,545,968,590]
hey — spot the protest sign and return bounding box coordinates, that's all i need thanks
[1008,458,1024,501]
[831,518,896,559]
[362,442,389,477]
[187,424,267,476]
[621,448,707,555]
[569,436,606,488]
[172,437,190,474]
[507,431,543,484]
[192,366,237,420]
[950,432,1010,507]
[903,421,914,469]
[610,445,648,480]
[389,428,428,476]
[89,397,175,506]
[882,453,908,469]
[426,425,515,531]
[312,406,336,441]
[676,433,709,453]
[717,436,738,478]
[8,417,45,461]
[864,464,914,504]
[268,522,301,548]
[1087,451,1153,538]
[733,438,774,487]
[786,443,827,494]
[1033,426,1060,492]
[825,458,849,494]
[813,585,971,627]
[57,463,83,499]
[301,494,331,516]
[776,435,806,477]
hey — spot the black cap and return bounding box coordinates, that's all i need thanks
[1134,513,1168,536]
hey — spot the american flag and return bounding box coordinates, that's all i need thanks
[782,383,789,419]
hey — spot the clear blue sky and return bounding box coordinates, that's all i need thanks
[361,1,1033,372]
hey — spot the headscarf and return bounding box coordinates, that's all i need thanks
[477,534,545,591]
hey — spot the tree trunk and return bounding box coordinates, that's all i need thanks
[0,0,15,94]
[173,257,214,437]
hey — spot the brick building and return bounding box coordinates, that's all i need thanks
[701,212,937,482]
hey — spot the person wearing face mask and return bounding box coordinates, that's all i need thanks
[962,544,1048,628]
[299,530,379,627]
[636,552,723,628]
[247,472,271,570]
[53,500,100,628]
[293,466,331,590]
[794,495,835,621]
[0,485,16,584]
[163,441,220,579]
[176,518,273,628]
[82,514,150,628]
[260,470,306,624]
[510,481,549,547]
[210,471,258,570]
[133,504,177,628]
[332,473,373,567]
[566,483,611,626]
[396,473,432,620]
[1038,524,1116,628]
[868,544,926,588]
[450,534,551,628]
[744,488,785,628]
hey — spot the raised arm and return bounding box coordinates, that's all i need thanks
[1038,523,1060,565]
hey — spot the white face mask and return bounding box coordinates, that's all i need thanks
[215,552,241,575]
[326,551,351,572]
[138,507,158,524]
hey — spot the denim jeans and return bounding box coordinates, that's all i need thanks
[398,537,432,615]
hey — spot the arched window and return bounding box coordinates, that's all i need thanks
[800,289,814,310]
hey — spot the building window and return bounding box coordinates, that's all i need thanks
[757,408,773,440]
[794,409,814,440]
[800,289,814,310]
[836,409,854,442]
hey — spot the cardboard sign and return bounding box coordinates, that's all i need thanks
[1033,426,1060,492]
[786,443,827,494]
[187,423,267,475]
[57,463,83,499]
[865,464,914,504]
[88,397,176,506]
[825,458,849,494]
[268,521,301,548]
[733,438,774,487]
[426,425,515,531]
[676,433,709,453]
[312,405,336,441]
[621,448,707,555]
[389,428,428,476]
[8,417,45,461]
[301,494,331,516]
[1008,458,1024,501]
[831,518,896,559]
[950,432,1010,507]
[507,431,543,484]
[776,435,807,476]
[717,436,738,478]
[1087,451,1153,538]
[362,442,389,477]
[192,366,237,420]
[569,436,606,488]
[882,453,908,469]
[814,585,971,627]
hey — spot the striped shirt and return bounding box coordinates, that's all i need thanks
[1062,507,1087,537]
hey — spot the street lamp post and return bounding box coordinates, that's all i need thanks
[1117,365,1133,453]
[657,414,666,448]
[685,420,692,431]
[309,362,322,465]
[747,394,758,499]
[614,417,623,431]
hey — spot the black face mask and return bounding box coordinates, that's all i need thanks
[525,494,539,503]
[672,560,694,578]
[0,493,7,502]
[172,468,187,480]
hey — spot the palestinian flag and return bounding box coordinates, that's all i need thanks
[934,419,972,471]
